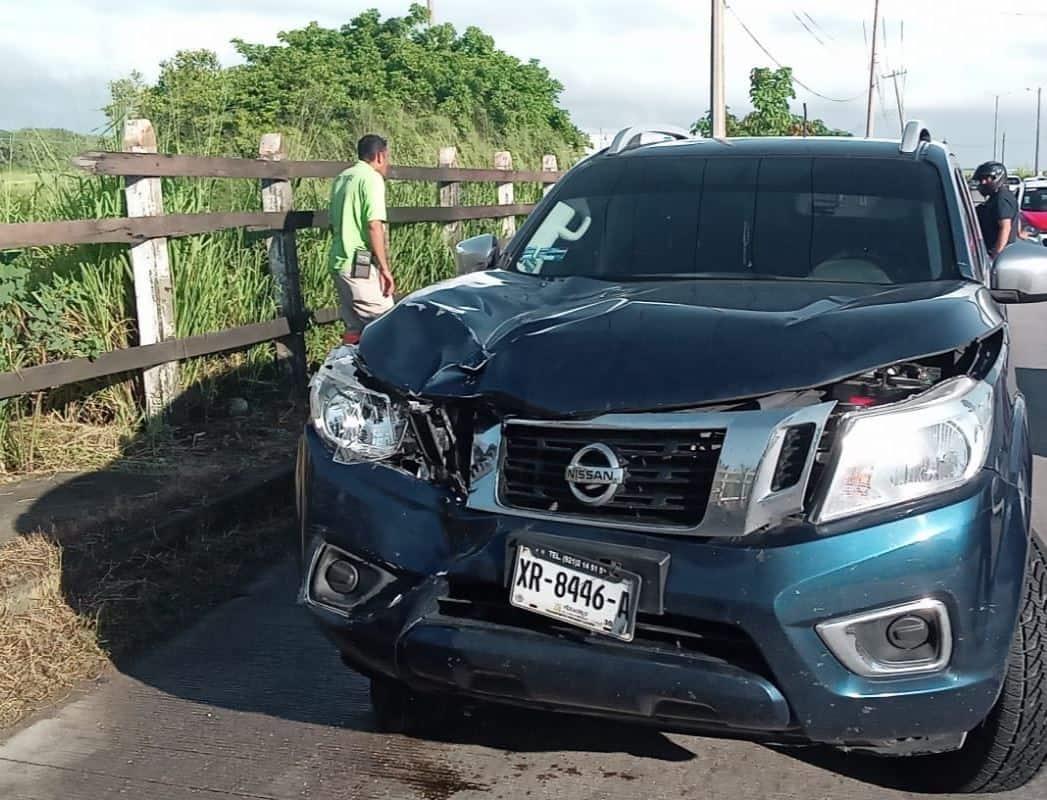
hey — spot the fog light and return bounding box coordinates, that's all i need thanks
[817,598,952,678]
[304,542,395,618]
[886,615,931,650]
[325,559,359,595]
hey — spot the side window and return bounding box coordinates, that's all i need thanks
[953,168,987,279]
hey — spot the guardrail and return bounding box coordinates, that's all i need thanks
[0,119,563,409]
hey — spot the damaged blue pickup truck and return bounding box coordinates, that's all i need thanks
[297,123,1047,793]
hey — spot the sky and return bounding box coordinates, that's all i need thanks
[3,0,1047,168]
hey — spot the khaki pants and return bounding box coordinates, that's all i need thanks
[335,270,394,334]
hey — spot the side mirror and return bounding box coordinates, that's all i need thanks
[991,241,1047,303]
[454,234,499,275]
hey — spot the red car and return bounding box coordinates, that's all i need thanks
[1020,179,1047,244]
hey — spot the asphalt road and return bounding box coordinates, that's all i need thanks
[3,306,1047,800]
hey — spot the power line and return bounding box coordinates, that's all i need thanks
[792,11,826,46]
[802,11,835,41]
[726,3,865,103]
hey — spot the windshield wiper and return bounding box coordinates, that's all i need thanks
[609,273,816,282]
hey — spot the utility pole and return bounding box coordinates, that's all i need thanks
[882,69,907,133]
[427,0,433,23]
[710,0,726,138]
[1036,87,1042,175]
[1002,131,1007,165]
[865,0,881,138]
[993,95,1000,161]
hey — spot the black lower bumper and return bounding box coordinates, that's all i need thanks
[313,566,793,734]
[398,614,791,730]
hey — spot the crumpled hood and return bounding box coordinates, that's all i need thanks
[358,271,1001,417]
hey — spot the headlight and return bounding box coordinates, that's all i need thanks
[814,377,993,523]
[309,346,408,464]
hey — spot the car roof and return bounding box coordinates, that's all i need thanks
[610,136,944,161]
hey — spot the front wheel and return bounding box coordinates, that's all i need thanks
[909,535,1047,793]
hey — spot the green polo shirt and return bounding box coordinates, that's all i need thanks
[327,161,387,275]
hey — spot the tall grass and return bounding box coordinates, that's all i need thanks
[0,116,561,475]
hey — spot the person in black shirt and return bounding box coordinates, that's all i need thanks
[974,161,1019,258]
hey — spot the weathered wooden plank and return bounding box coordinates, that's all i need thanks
[438,146,461,243]
[124,119,179,416]
[388,204,535,223]
[260,132,307,391]
[542,154,559,196]
[495,151,516,239]
[72,151,564,183]
[0,211,324,249]
[0,204,537,249]
[0,318,291,400]
[392,165,560,183]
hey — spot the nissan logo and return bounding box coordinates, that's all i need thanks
[564,443,626,506]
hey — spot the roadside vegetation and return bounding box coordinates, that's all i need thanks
[691,67,851,137]
[0,4,586,476]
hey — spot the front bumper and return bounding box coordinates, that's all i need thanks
[297,428,1029,748]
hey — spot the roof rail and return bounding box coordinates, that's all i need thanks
[900,120,931,154]
[608,125,693,155]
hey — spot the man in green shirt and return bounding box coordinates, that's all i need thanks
[328,134,396,343]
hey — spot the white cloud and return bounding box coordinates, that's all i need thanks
[4,0,1046,167]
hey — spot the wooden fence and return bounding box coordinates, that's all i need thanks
[0,119,563,410]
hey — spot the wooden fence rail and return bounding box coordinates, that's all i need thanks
[0,319,294,400]
[0,119,564,408]
[0,204,540,250]
[72,151,564,183]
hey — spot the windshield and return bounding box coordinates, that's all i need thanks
[513,156,958,284]
[1022,187,1047,212]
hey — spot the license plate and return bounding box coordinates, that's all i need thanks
[510,544,641,642]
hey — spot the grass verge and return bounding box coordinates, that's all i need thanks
[0,534,106,728]
[0,512,293,730]
[0,412,297,730]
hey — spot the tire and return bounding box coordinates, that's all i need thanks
[369,677,448,735]
[909,535,1047,793]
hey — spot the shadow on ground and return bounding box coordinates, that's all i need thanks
[3,360,304,691]
[1017,367,1047,458]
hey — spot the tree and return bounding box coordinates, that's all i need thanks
[108,4,587,157]
[690,107,746,137]
[693,66,851,138]
[788,116,851,137]
[105,71,148,134]
[745,67,795,136]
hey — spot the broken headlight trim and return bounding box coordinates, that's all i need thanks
[309,346,408,464]
[814,377,993,524]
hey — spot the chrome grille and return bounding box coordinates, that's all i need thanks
[499,425,725,527]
